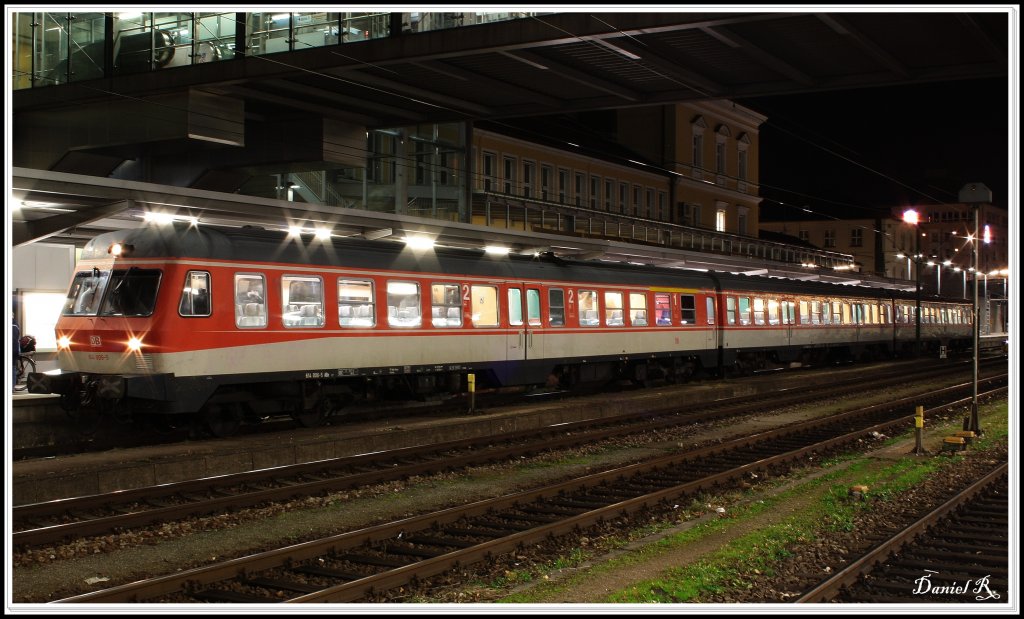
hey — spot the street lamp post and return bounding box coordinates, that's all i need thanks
[903,209,922,356]
[959,183,991,436]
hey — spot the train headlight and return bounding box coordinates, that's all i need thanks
[127,336,144,352]
[108,243,135,256]
[57,335,72,350]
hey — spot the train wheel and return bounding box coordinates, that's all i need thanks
[292,400,329,428]
[204,403,242,438]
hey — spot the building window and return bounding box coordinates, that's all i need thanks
[851,228,863,247]
[522,160,534,198]
[798,230,809,243]
[824,229,836,248]
[482,151,496,191]
[658,192,666,221]
[716,141,726,174]
[633,185,642,217]
[590,175,600,209]
[619,182,628,214]
[691,115,707,173]
[716,207,727,233]
[646,189,654,219]
[575,172,585,207]
[541,165,552,201]
[558,168,569,203]
[604,179,614,211]
[502,156,516,195]
[737,207,748,236]
[737,133,753,183]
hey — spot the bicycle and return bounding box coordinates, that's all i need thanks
[15,335,36,391]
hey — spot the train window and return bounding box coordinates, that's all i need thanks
[842,303,852,324]
[235,274,267,328]
[548,289,565,326]
[832,302,843,325]
[338,279,375,327]
[753,298,766,326]
[432,283,462,327]
[63,269,111,316]
[726,297,736,325]
[97,269,162,317]
[767,299,780,326]
[785,301,796,325]
[706,296,717,325]
[820,300,830,325]
[388,281,421,327]
[738,297,751,326]
[179,271,211,317]
[810,301,821,325]
[282,275,324,328]
[680,294,697,325]
[471,285,499,327]
[578,290,599,326]
[508,288,523,326]
[604,292,624,326]
[526,289,542,326]
[629,293,648,326]
[655,293,672,326]
[798,301,811,325]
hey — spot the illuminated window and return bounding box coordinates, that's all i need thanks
[21,291,67,351]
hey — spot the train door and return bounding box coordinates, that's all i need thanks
[702,294,716,351]
[505,284,545,383]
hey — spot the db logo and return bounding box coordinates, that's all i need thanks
[90,335,102,347]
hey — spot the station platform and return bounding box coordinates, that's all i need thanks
[8,361,922,505]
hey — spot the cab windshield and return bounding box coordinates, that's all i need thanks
[62,268,162,317]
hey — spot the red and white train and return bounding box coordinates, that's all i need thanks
[30,222,974,435]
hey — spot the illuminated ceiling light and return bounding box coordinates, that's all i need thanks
[144,212,175,225]
[484,246,510,256]
[404,236,435,251]
[288,225,304,237]
[143,211,197,226]
[902,209,919,225]
[314,228,332,241]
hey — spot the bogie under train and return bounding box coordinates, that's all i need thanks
[29,222,974,436]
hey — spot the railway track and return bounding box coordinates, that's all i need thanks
[797,462,1008,603]
[13,365,1002,549]
[14,357,994,461]
[51,382,1007,603]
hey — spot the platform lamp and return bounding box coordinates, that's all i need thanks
[959,182,992,436]
[902,209,922,356]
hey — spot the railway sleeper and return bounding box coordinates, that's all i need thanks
[191,588,278,603]
[881,567,1008,583]
[405,535,479,549]
[904,548,1007,567]
[518,505,587,517]
[293,564,371,581]
[244,576,324,593]
[337,553,415,568]
[948,515,1008,526]
[381,544,446,559]
[500,512,562,524]
[443,526,520,538]
[890,557,1001,575]
[546,498,611,510]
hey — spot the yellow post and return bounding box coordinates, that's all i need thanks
[913,405,925,455]
[467,373,476,413]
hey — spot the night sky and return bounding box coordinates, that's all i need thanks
[736,76,1011,221]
